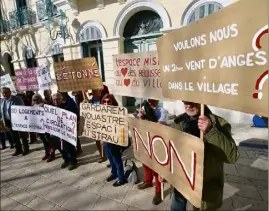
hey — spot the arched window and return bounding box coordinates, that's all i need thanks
[24,47,37,68]
[2,53,15,76]
[52,43,64,63]
[78,25,102,43]
[187,2,222,24]
[123,10,163,38]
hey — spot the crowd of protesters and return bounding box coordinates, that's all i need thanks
[0,85,239,211]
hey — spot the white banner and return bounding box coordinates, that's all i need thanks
[11,105,45,133]
[36,63,52,90]
[44,105,77,146]
[0,74,17,95]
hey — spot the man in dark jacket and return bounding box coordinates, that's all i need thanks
[0,87,29,156]
[52,92,78,170]
[171,101,239,211]
[60,92,82,154]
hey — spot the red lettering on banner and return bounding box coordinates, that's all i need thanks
[133,127,152,158]
[133,129,197,190]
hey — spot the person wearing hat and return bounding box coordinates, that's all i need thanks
[170,101,239,211]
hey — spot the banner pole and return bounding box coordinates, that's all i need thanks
[200,104,205,140]
[161,181,164,200]
[61,139,63,151]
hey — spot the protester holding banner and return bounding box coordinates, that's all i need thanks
[51,92,78,170]
[88,89,108,163]
[101,93,127,187]
[44,90,53,105]
[136,99,168,205]
[26,91,37,144]
[31,93,52,161]
[42,89,56,162]
[0,87,29,156]
[60,92,82,154]
[170,101,239,211]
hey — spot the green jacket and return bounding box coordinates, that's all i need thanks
[173,112,239,211]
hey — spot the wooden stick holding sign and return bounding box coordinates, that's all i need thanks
[200,104,205,140]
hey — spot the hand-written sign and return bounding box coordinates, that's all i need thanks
[36,63,52,90]
[80,103,128,146]
[11,105,45,133]
[0,74,17,95]
[15,68,39,91]
[157,0,268,117]
[43,105,77,146]
[128,117,204,208]
[113,51,165,99]
[54,57,103,92]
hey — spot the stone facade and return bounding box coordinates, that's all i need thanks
[1,0,255,124]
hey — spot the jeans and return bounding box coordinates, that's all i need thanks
[143,164,161,193]
[60,141,77,165]
[39,133,49,154]
[171,189,187,211]
[104,142,125,182]
[0,132,13,147]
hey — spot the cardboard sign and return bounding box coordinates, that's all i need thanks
[36,63,52,90]
[11,105,45,133]
[54,57,103,92]
[80,103,128,146]
[44,105,77,146]
[113,51,166,99]
[15,68,39,91]
[0,74,17,95]
[128,117,204,208]
[156,0,268,117]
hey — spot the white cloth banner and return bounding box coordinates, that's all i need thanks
[0,74,17,95]
[11,105,45,133]
[44,105,77,146]
[36,63,52,90]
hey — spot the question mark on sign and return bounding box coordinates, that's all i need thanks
[252,25,268,100]
[71,122,76,134]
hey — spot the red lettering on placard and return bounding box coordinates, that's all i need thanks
[133,129,197,190]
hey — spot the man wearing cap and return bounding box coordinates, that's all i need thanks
[170,101,239,211]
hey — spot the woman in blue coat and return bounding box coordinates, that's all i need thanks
[101,94,127,187]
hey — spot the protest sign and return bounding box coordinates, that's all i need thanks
[54,57,103,92]
[128,117,204,208]
[44,105,77,146]
[15,68,39,91]
[80,103,128,146]
[0,74,17,95]
[156,0,268,117]
[36,63,52,90]
[113,51,167,100]
[11,106,45,133]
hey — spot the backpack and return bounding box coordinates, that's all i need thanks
[253,115,268,128]
[124,159,140,185]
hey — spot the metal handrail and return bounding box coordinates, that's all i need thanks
[8,6,37,30]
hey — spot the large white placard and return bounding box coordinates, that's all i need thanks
[11,105,45,133]
[36,63,52,90]
[44,105,77,146]
[0,74,17,95]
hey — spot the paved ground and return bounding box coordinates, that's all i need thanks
[1,124,268,210]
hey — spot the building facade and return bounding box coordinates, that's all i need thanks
[0,0,253,124]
